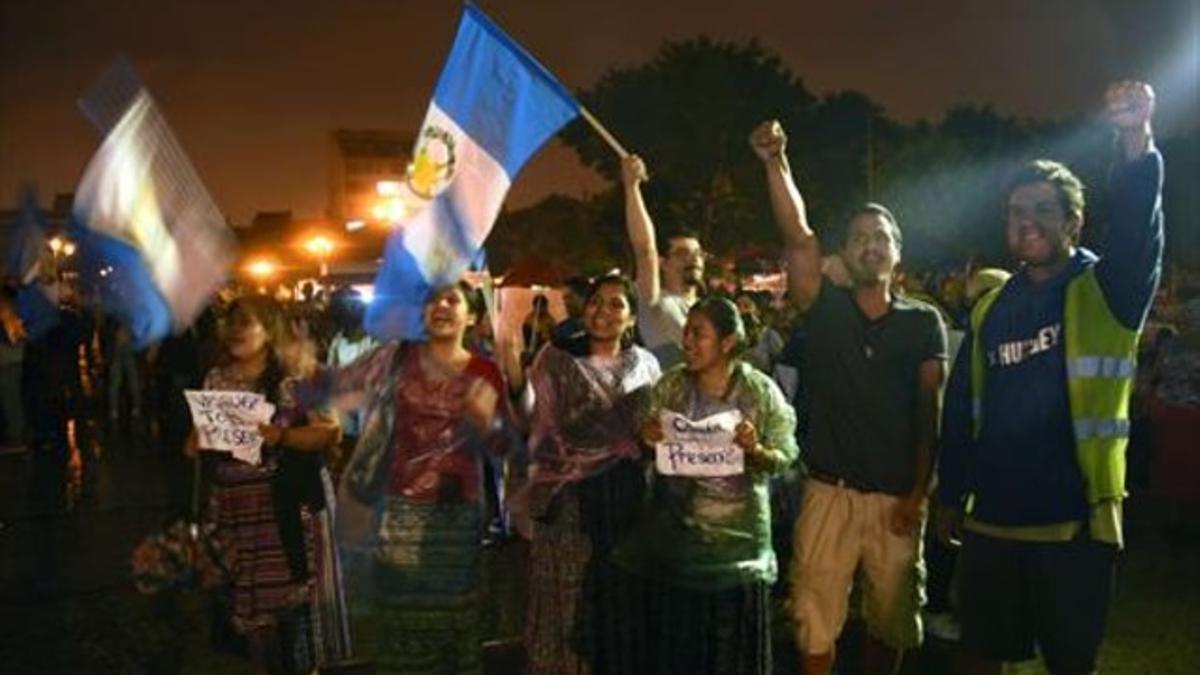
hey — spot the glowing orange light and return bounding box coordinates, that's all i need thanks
[246,259,276,279]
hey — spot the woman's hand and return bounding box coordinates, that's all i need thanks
[182,430,199,459]
[639,418,664,452]
[734,420,758,451]
[258,423,284,448]
[742,445,768,473]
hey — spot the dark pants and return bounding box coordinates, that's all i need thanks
[0,361,24,445]
[957,528,1117,673]
[924,528,958,613]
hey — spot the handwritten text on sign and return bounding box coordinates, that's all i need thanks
[184,390,276,465]
[655,409,744,477]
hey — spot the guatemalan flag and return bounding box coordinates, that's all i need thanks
[71,61,236,348]
[365,3,581,339]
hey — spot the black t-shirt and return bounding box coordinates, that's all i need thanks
[801,279,947,496]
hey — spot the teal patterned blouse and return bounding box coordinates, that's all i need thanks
[613,361,799,591]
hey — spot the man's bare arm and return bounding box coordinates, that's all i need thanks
[622,154,660,307]
[912,357,947,500]
[750,120,822,311]
[890,356,946,537]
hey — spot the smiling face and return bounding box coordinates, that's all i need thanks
[682,310,736,373]
[423,285,472,342]
[843,213,901,287]
[583,280,634,345]
[1006,180,1079,267]
[661,236,705,289]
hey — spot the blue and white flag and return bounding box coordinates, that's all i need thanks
[366,4,580,339]
[72,61,236,347]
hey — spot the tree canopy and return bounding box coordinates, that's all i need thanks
[489,37,1196,276]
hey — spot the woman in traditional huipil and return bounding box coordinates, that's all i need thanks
[189,296,344,674]
[614,297,798,675]
[303,282,512,675]
[519,274,661,675]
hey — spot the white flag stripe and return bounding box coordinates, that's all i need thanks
[403,103,510,282]
[74,89,234,330]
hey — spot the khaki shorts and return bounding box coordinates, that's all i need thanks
[789,478,926,654]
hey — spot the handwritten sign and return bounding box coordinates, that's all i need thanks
[184,390,276,465]
[655,409,744,477]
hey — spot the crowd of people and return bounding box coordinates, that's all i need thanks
[0,81,1196,675]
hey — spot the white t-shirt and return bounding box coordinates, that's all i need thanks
[636,287,694,369]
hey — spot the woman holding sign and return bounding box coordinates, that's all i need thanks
[187,296,346,674]
[517,273,661,675]
[299,281,513,675]
[614,297,798,675]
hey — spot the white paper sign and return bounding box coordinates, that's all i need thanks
[655,409,745,477]
[184,390,276,465]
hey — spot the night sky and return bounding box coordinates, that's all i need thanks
[2,0,1196,224]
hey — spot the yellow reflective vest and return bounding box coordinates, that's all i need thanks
[969,266,1138,504]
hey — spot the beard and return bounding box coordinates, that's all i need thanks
[847,260,890,287]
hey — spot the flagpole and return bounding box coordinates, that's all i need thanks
[579,106,629,159]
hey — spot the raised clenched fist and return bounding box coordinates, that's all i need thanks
[1104,80,1155,132]
[749,120,786,163]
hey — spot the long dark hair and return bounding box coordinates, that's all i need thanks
[561,273,638,358]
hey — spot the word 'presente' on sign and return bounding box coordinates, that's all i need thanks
[655,409,744,477]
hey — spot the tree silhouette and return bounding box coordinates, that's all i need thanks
[491,36,1197,277]
[561,37,818,253]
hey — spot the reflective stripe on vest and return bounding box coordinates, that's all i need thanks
[1066,356,1136,379]
[1073,418,1131,441]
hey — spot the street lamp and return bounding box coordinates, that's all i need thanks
[245,258,277,295]
[304,236,335,277]
[246,258,276,280]
[46,236,75,281]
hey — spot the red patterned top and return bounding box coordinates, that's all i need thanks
[386,347,508,503]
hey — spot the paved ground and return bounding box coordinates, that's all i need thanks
[1,416,1197,674]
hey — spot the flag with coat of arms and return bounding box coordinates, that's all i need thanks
[365,3,581,340]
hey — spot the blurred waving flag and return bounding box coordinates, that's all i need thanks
[365,3,580,339]
[72,60,235,347]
